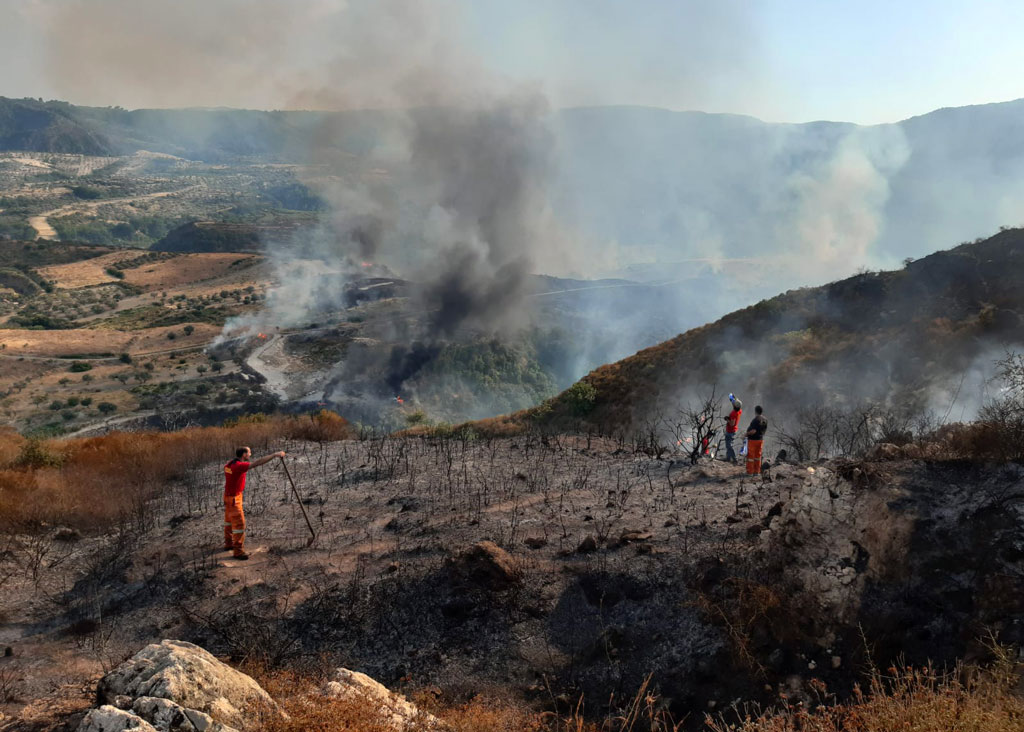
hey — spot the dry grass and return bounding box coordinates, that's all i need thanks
[36,250,140,288]
[252,668,400,732]
[707,654,1024,732]
[0,324,218,357]
[244,654,1024,732]
[0,426,24,466]
[121,253,262,290]
[0,411,354,530]
[248,666,679,732]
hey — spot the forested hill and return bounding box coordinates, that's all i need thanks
[530,227,1024,432]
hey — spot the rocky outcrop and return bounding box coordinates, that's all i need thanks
[77,706,158,732]
[77,641,444,732]
[86,640,280,731]
[322,668,443,730]
[762,463,911,628]
[131,697,237,732]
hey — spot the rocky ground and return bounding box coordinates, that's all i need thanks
[2,435,1024,730]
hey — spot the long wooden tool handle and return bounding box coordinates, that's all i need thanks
[280,457,316,540]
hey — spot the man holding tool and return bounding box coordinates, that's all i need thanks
[223,446,286,560]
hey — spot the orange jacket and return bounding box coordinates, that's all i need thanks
[726,409,742,434]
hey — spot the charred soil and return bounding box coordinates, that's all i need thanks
[3,434,1024,729]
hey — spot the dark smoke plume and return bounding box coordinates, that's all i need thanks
[404,98,558,335]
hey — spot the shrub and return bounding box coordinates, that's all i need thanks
[48,400,63,411]
[564,381,598,416]
[287,410,355,442]
[14,439,63,469]
[71,185,102,200]
[119,352,132,364]
[97,402,117,415]
[68,361,92,373]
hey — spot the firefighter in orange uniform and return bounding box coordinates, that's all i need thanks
[223,447,286,560]
[745,406,768,475]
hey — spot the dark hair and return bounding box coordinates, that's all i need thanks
[755,405,763,415]
[235,446,250,459]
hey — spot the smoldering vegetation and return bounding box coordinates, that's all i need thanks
[553,226,1024,451]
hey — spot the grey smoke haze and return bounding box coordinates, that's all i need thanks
[21,0,1024,427]
[32,0,487,111]
[28,0,1013,306]
[403,97,568,335]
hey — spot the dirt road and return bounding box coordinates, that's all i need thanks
[28,186,199,240]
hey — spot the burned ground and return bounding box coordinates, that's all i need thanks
[3,434,1024,729]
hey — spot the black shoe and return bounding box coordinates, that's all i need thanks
[232,552,250,560]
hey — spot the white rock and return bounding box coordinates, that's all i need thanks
[77,706,158,732]
[323,668,443,731]
[132,696,239,732]
[97,640,283,729]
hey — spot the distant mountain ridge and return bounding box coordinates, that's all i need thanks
[5,95,1024,337]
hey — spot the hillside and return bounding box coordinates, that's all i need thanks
[533,227,1024,435]
[153,220,316,253]
[0,97,396,162]
[3,425,1024,730]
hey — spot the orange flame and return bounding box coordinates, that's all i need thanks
[395,396,404,404]
[256,333,267,340]
[361,261,372,268]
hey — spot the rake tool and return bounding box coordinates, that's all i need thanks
[280,456,316,546]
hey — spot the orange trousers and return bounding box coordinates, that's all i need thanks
[223,494,246,555]
[745,439,763,474]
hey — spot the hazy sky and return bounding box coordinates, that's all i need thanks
[1,0,1023,123]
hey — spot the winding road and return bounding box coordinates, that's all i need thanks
[27,186,199,240]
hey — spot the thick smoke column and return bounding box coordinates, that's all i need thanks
[405,96,558,335]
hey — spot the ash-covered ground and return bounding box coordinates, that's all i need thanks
[3,435,1024,729]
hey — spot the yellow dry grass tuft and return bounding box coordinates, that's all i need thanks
[707,652,1024,732]
[0,412,354,530]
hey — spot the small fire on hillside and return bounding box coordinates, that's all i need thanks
[257,333,268,340]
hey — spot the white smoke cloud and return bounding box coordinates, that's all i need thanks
[781,125,911,278]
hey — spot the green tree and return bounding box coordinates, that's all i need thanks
[564,381,598,416]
